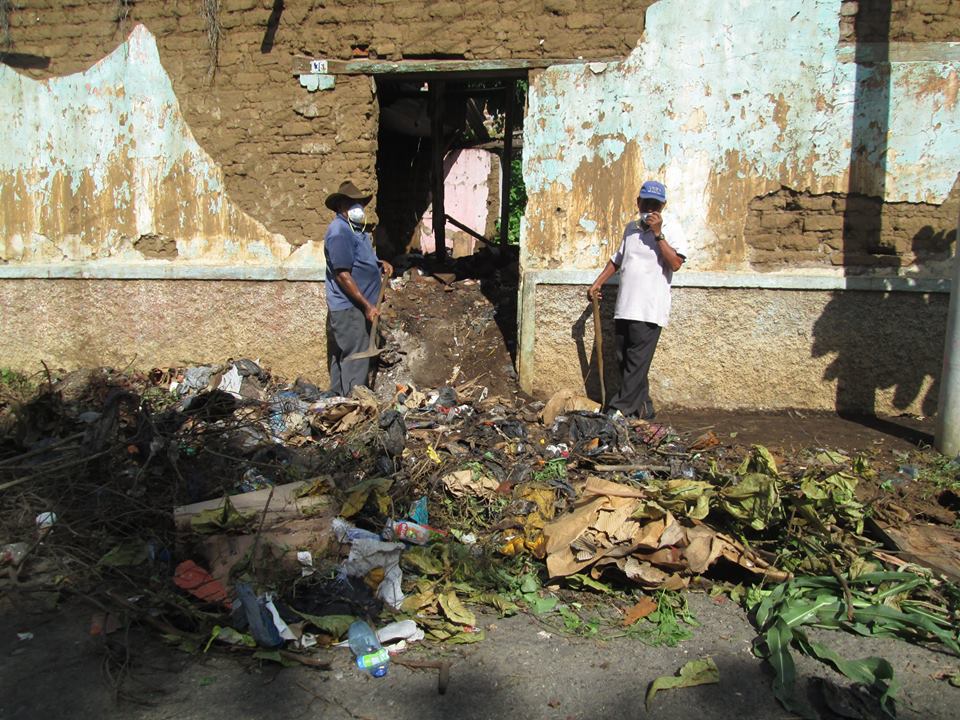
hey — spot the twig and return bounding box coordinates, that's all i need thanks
[250,485,276,576]
[276,650,331,669]
[392,657,452,694]
[0,449,114,491]
[827,555,856,622]
[0,432,86,467]
[652,448,691,458]
[592,464,669,473]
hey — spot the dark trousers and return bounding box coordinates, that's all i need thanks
[608,319,662,419]
[327,307,372,396]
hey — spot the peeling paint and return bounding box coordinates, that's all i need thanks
[521,0,960,272]
[0,24,294,267]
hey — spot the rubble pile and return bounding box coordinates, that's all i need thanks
[1,359,959,711]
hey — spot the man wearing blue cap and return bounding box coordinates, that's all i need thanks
[588,180,688,420]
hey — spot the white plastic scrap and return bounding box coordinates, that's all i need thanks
[297,550,315,577]
[340,538,405,609]
[377,619,424,645]
[336,619,424,649]
[264,597,297,642]
[217,365,243,398]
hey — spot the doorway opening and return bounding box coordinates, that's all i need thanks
[372,74,527,391]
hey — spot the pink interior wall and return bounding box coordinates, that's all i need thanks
[418,148,497,255]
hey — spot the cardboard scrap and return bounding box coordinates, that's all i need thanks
[871,521,960,582]
[174,481,335,588]
[308,385,378,433]
[543,476,786,589]
[442,468,499,501]
[541,389,601,427]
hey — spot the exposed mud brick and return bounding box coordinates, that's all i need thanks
[545,0,577,13]
[803,215,844,233]
[566,12,603,29]
[846,0,960,41]
[746,178,959,272]
[223,0,260,11]
[430,2,465,20]
[760,213,799,230]
[781,234,822,252]
[796,195,836,212]
[750,234,784,251]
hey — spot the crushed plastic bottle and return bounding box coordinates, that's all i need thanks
[348,620,389,677]
[383,519,443,545]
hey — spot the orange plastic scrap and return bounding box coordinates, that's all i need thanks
[688,430,720,452]
[174,560,231,608]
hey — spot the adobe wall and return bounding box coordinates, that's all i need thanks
[1,0,650,249]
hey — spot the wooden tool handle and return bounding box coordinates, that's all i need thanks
[365,279,388,351]
[591,294,606,407]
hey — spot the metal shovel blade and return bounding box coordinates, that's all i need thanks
[345,281,387,362]
[345,344,384,362]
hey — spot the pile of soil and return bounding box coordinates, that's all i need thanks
[375,248,521,397]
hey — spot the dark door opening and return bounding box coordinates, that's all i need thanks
[373,76,525,261]
[372,75,526,382]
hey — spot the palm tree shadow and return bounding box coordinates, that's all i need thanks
[811,222,953,446]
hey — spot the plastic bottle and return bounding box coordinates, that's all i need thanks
[347,620,389,677]
[384,519,440,545]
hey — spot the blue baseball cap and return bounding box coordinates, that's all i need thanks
[639,180,667,203]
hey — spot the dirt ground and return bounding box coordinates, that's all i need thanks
[373,250,520,397]
[4,591,958,720]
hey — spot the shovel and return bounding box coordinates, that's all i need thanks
[346,280,388,362]
[591,293,606,407]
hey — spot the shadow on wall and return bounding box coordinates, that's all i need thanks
[812,0,942,440]
[812,230,953,437]
[572,293,618,405]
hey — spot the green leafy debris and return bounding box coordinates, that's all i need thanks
[752,571,960,718]
[190,496,255,534]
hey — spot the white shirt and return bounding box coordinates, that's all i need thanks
[611,212,689,327]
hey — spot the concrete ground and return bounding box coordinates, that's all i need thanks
[3,593,959,720]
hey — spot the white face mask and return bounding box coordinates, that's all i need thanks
[347,204,366,224]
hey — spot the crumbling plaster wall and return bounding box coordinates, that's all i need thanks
[519,0,960,413]
[0,0,650,254]
[0,25,300,265]
[521,0,960,273]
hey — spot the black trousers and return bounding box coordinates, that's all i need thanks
[608,319,662,419]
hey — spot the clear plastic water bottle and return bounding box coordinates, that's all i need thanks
[347,620,389,677]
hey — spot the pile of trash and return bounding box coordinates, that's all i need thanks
[2,359,959,710]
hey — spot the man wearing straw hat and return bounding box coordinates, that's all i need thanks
[324,180,393,395]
